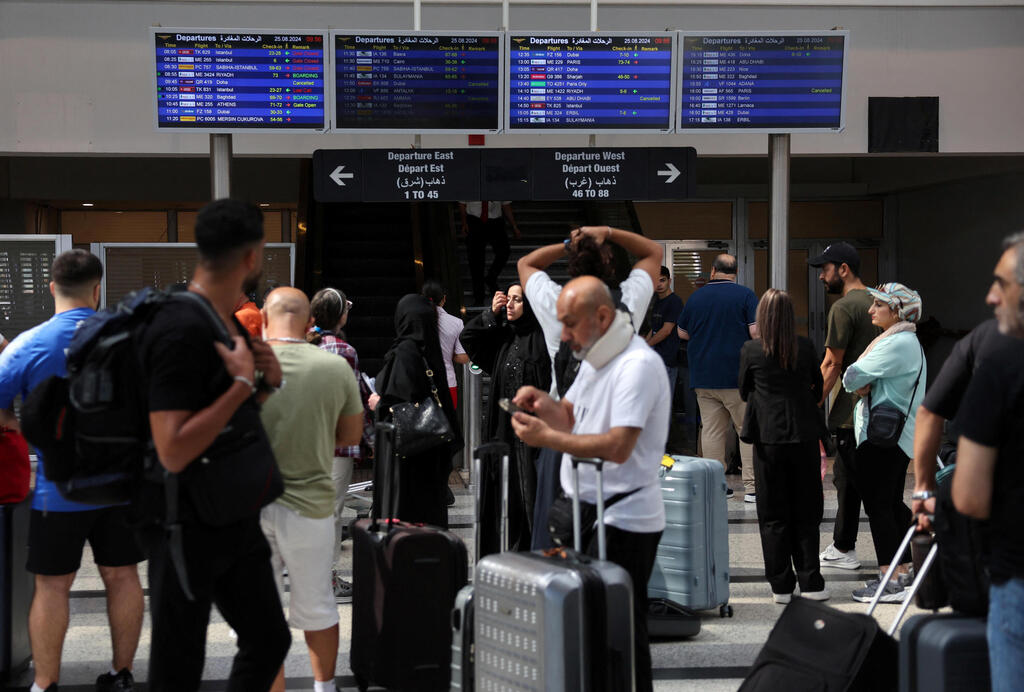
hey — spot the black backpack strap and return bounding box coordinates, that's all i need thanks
[163,472,196,601]
[172,291,233,346]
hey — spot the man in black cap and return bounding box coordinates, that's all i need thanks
[808,242,880,571]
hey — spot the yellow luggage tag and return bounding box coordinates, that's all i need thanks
[661,454,675,469]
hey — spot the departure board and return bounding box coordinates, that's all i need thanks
[679,31,848,133]
[152,29,327,132]
[332,32,502,132]
[506,32,676,133]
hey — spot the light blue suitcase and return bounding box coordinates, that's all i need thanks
[647,455,732,617]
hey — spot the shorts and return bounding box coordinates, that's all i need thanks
[260,502,339,631]
[27,506,145,576]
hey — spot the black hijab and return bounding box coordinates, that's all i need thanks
[508,284,541,338]
[377,294,462,450]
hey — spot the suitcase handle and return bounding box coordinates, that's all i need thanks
[866,523,941,636]
[571,457,609,561]
[371,422,397,530]
[473,442,511,557]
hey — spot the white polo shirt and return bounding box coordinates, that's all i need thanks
[436,306,466,388]
[560,335,669,534]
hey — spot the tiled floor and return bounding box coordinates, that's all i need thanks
[8,464,931,691]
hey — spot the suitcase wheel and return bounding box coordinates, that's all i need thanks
[720,604,734,618]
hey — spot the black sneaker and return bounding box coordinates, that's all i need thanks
[725,487,734,498]
[446,487,456,507]
[96,668,134,691]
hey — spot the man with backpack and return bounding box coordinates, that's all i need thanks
[257,287,364,692]
[0,250,144,692]
[138,199,291,691]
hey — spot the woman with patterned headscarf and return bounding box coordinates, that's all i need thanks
[842,282,926,604]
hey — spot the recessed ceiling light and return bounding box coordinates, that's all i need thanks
[259,203,270,207]
[82,202,94,207]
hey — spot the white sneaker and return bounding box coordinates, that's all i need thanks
[744,493,757,503]
[800,589,831,601]
[819,542,861,570]
[773,592,792,604]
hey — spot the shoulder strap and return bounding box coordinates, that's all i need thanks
[904,344,925,418]
[172,291,233,346]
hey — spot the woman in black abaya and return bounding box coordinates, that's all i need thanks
[375,294,463,528]
[460,285,551,554]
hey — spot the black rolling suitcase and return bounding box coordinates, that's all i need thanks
[350,423,468,692]
[899,613,990,692]
[741,524,944,692]
[0,495,32,682]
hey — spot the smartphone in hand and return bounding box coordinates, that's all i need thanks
[497,398,530,416]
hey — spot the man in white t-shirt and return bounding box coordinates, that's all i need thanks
[517,224,660,396]
[517,224,661,551]
[511,276,668,692]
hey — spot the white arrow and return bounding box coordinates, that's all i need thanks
[657,162,681,184]
[329,165,355,186]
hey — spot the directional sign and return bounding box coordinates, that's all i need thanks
[526,147,696,201]
[313,147,695,202]
[361,149,481,202]
[313,149,362,202]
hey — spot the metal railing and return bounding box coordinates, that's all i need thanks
[460,362,484,487]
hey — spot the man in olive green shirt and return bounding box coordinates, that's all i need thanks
[258,287,363,692]
[809,243,880,571]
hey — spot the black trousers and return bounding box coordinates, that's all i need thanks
[530,447,561,550]
[832,428,863,552]
[466,215,510,304]
[753,441,826,594]
[853,441,913,567]
[587,525,662,692]
[144,518,291,692]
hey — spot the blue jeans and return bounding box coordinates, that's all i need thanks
[989,576,1024,691]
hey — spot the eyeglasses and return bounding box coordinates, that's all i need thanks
[507,295,524,305]
[345,300,353,312]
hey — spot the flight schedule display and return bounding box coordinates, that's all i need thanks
[507,32,676,132]
[679,31,848,132]
[332,32,502,132]
[153,29,327,131]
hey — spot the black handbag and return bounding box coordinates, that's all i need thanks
[389,359,454,458]
[547,486,641,548]
[865,345,924,448]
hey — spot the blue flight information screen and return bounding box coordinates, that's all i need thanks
[680,33,846,131]
[154,30,326,130]
[333,33,501,131]
[507,33,675,131]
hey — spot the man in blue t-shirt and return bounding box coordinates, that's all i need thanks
[676,254,759,500]
[646,266,684,401]
[0,250,143,692]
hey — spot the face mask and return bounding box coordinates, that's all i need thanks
[582,310,634,370]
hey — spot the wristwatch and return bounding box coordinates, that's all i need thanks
[910,490,934,501]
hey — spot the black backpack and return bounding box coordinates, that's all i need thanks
[21,287,228,506]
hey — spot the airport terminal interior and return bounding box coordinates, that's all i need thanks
[1,0,1024,690]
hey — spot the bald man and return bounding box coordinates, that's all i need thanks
[676,253,759,500]
[511,276,669,692]
[259,287,364,692]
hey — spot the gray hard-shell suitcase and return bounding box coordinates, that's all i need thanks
[647,455,732,617]
[898,613,990,692]
[473,457,635,692]
[450,442,511,692]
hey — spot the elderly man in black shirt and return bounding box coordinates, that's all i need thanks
[952,232,1024,692]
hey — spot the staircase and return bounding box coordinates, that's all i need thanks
[319,202,417,377]
[454,200,642,312]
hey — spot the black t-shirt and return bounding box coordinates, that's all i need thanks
[957,339,1024,582]
[923,319,1013,422]
[139,296,271,523]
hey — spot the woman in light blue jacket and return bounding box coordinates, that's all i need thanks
[842,282,926,604]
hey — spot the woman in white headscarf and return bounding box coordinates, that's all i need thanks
[842,282,926,604]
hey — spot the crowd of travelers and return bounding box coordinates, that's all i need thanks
[0,197,1018,692]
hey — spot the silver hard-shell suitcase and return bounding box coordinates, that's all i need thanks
[647,455,732,617]
[450,441,511,692]
[473,457,635,692]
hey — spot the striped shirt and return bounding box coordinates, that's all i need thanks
[316,333,368,459]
